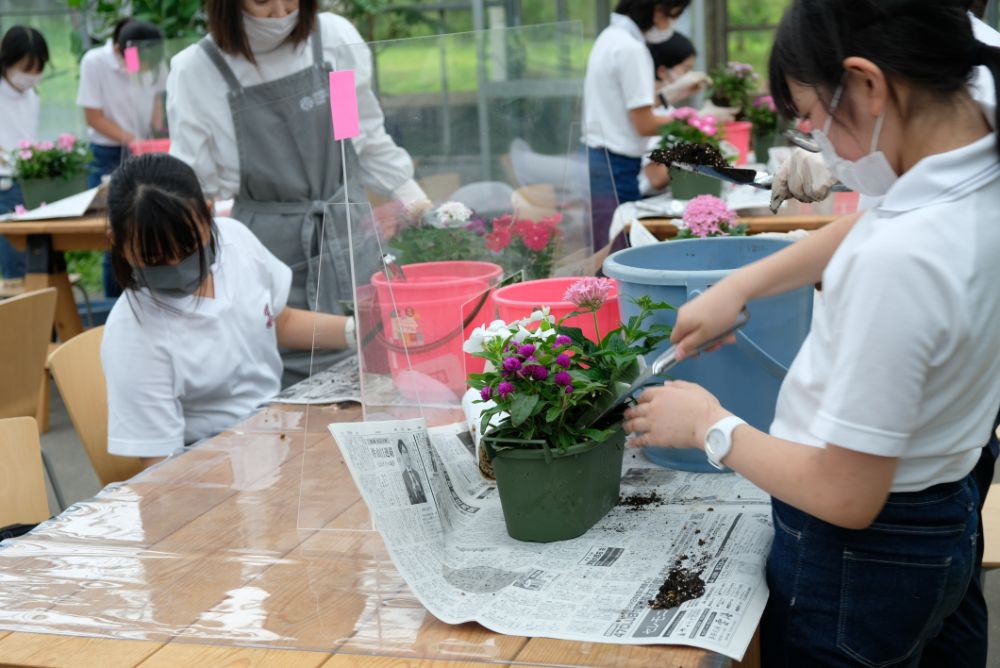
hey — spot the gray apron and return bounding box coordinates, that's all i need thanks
[200,29,366,386]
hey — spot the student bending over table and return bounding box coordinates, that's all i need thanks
[101,154,354,470]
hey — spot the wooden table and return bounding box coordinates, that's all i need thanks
[0,214,107,341]
[0,403,760,668]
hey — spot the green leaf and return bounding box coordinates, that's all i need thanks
[545,404,562,423]
[510,393,539,427]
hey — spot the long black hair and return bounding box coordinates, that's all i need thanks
[614,0,691,32]
[107,154,216,293]
[113,19,164,53]
[769,0,1000,157]
[0,25,49,79]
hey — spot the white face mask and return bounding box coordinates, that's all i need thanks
[242,9,299,54]
[812,84,898,197]
[7,70,42,92]
[644,26,674,44]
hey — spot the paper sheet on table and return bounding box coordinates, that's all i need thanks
[329,418,772,661]
[1,186,101,221]
[270,355,361,405]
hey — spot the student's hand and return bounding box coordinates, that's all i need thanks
[699,100,739,122]
[659,71,710,105]
[670,281,745,361]
[624,381,728,449]
[770,148,838,212]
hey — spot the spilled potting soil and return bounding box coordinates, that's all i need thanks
[648,567,706,610]
[618,490,664,510]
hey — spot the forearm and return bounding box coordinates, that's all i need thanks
[275,307,348,350]
[629,106,671,137]
[139,456,165,470]
[725,212,861,302]
[720,423,895,529]
[84,108,134,144]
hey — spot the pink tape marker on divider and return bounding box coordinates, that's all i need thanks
[329,70,360,141]
[124,46,141,73]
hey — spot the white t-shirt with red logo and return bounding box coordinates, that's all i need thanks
[102,217,291,457]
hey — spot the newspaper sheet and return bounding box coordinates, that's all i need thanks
[271,356,361,405]
[329,418,772,660]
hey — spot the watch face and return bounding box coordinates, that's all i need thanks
[707,429,726,451]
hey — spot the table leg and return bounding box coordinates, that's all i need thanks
[25,234,84,341]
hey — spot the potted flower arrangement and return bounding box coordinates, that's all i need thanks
[466,278,673,542]
[708,62,759,164]
[11,134,92,210]
[744,95,784,162]
[676,195,747,239]
[389,201,562,280]
[658,107,725,199]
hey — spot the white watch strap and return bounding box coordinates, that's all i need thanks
[705,415,746,469]
[344,316,357,350]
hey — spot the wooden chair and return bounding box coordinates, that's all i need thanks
[47,326,144,486]
[0,288,65,508]
[0,417,51,527]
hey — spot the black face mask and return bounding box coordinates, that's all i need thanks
[133,243,216,297]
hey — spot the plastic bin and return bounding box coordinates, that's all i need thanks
[493,277,619,343]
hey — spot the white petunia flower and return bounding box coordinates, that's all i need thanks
[432,201,474,228]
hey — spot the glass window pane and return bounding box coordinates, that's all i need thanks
[726,0,790,27]
[727,29,775,90]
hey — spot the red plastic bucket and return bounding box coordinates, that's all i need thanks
[724,121,752,165]
[371,261,503,400]
[129,138,171,156]
[493,277,619,343]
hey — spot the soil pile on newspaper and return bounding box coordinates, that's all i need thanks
[649,567,706,609]
[650,143,728,169]
[618,491,664,510]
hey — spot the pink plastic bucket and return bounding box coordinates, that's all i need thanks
[371,261,503,400]
[724,121,752,165]
[129,139,171,156]
[493,277,619,343]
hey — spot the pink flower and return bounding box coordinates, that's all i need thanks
[671,106,697,120]
[485,228,512,252]
[37,140,54,151]
[17,140,32,149]
[756,95,776,112]
[491,214,514,231]
[57,133,77,150]
[682,195,738,238]
[519,222,552,252]
[18,149,32,160]
[564,277,615,311]
[14,204,27,215]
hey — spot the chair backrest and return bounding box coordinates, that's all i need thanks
[0,288,57,420]
[0,417,50,526]
[47,326,144,486]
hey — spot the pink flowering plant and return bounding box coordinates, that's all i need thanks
[466,278,673,451]
[745,95,780,136]
[677,195,747,239]
[658,107,723,151]
[11,134,92,181]
[709,61,760,112]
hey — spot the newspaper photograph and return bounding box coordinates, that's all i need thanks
[329,418,772,660]
[271,355,361,405]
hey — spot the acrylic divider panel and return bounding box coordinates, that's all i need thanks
[124,38,196,154]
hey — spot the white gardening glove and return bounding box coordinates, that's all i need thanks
[699,100,739,123]
[769,148,838,213]
[659,71,710,105]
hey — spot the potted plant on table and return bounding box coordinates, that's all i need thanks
[466,278,673,543]
[658,107,725,199]
[745,95,784,162]
[676,195,747,239]
[708,62,760,164]
[11,134,92,211]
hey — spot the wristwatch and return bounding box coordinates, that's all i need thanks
[704,416,746,470]
[344,316,357,350]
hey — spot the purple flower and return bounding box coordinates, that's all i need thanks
[555,353,571,369]
[502,357,522,372]
[517,344,536,357]
[565,385,574,394]
[554,371,572,387]
[554,335,572,347]
[480,386,493,401]
[465,218,487,235]
[497,381,514,398]
[525,365,549,381]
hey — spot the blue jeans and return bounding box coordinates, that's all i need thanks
[88,143,126,297]
[588,146,641,250]
[763,476,979,667]
[0,183,27,279]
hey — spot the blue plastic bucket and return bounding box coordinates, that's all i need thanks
[604,237,813,472]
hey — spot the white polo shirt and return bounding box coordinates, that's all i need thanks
[770,127,1000,492]
[102,217,292,457]
[583,14,656,158]
[0,76,39,177]
[77,40,165,146]
[166,13,423,203]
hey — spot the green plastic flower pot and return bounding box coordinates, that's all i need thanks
[483,425,626,543]
[752,132,785,163]
[668,168,722,200]
[19,174,89,210]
